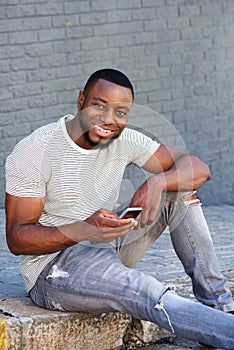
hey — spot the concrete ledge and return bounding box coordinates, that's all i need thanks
[0,297,170,350]
[0,297,131,350]
[0,269,233,350]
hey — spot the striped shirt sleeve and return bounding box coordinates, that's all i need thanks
[5,137,49,198]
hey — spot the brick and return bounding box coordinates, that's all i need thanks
[165,88,188,104]
[118,21,143,34]
[145,65,168,78]
[40,78,76,93]
[24,42,53,57]
[223,2,234,13]
[6,5,35,18]
[160,76,183,90]
[27,69,56,82]
[180,27,203,40]
[106,10,132,23]
[66,25,92,39]
[52,15,79,28]
[81,36,108,50]
[53,40,81,54]
[0,87,12,100]
[190,15,213,27]
[91,0,117,11]
[0,6,6,19]
[1,71,26,87]
[156,29,180,42]
[120,45,145,58]
[132,8,157,20]
[201,2,222,15]
[162,99,184,113]
[80,12,106,25]
[64,1,91,14]
[35,3,63,16]
[179,5,201,17]
[116,0,141,9]
[38,28,66,42]
[28,93,57,108]
[159,53,182,66]
[0,97,28,113]
[148,89,171,103]
[142,0,164,7]
[0,45,24,59]
[23,16,52,30]
[107,34,134,48]
[9,30,37,44]
[0,18,18,32]
[156,6,179,18]
[145,42,169,56]
[2,122,32,137]
[144,19,167,31]
[170,63,193,76]
[133,32,158,45]
[136,79,161,92]
[0,32,8,45]
[11,82,42,98]
[10,56,39,71]
[181,50,204,63]
[93,23,120,36]
[167,17,189,29]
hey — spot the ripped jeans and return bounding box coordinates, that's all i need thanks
[30,192,234,348]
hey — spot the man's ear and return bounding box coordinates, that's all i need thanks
[77,90,85,110]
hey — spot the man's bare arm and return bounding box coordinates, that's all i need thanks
[143,144,211,190]
[130,145,211,225]
[5,193,136,256]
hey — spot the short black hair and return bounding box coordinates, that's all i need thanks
[83,68,134,100]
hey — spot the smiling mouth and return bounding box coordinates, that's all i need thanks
[94,124,113,136]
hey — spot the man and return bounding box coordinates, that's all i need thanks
[5,69,234,348]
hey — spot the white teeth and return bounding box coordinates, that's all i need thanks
[95,125,112,133]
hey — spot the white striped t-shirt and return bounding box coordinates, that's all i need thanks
[5,115,160,291]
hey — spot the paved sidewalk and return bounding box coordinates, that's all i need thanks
[0,205,234,349]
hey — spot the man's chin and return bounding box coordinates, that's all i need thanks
[86,132,120,148]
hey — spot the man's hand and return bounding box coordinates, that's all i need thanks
[5,193,137,255]
[129,175,164,228]
[79,209,137,243]
[129,145,211,228]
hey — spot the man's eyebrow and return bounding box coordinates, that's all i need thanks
[93,97,130,111]
[93,97,108,104]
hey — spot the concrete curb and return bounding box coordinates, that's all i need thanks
[0,269,233,350]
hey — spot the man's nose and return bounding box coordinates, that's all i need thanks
[100,108,115,123]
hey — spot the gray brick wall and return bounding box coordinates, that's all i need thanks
[1,0,234,207]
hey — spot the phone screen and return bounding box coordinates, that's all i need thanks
[118,207,142,219]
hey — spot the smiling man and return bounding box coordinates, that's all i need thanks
[5,69,234,348]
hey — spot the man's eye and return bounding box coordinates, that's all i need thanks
[116,110,127,117]
[94,103,104,109]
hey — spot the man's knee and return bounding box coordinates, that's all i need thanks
[183,192,201,206]
[165,191,201,206]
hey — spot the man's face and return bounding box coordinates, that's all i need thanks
[77,79,133,149]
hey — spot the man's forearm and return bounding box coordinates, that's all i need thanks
[158,154,211,192]
[7,222,78,256]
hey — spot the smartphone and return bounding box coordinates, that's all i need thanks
[118,207,142,219]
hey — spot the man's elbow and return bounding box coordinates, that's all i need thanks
[6,232,22,256]
[194,162,211,190]
[204,163,211,182]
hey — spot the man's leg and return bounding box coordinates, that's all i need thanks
[167,191,234,312]
[29,244,234,348]
[118,191,234,312]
